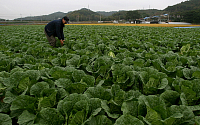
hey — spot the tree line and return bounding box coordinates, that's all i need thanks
[68,9,148,22]
[68,9,200,24]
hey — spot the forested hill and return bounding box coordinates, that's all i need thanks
[14,12,67,21]
[14,8,102,21]
[164,0,200,13]
[67,8,101,21]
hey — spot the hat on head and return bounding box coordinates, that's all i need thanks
[63,16,69,23]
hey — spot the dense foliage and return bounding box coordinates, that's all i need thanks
[182,9,200,23]
[0,25,200,125]
[164,0,200,23]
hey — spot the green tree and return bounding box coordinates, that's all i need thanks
[125,11,141,21]
[182,9,200,23]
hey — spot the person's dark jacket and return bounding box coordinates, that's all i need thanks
[45,19,65,40]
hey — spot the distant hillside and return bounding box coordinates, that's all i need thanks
[164,0,200,13]
[12,8,168,22]
[14,12,67,21]
[137,9,164,17]
[67,8,102,21]
[14,9,104,21]
[163,0,200,23]
[108,9,164,21]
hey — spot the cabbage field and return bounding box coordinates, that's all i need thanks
[0,25,200,125]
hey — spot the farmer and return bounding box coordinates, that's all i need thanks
[44,16,69,47]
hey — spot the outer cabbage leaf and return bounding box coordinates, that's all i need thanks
[172,77,184,93]
[38,88,57,110]
[124,90,142,101]
[30,82,49,97]
[112,64,133,84]
[193,71,200,78]
[34,108,64,125]
[72,69,86,82]
[85,115,112,125]
[0,102,10,113]
[121,100,139,117]
[3,91,18,104]
[183,68,194,79]
[17,110,35,125]
[87,56,113,77]
[55,78,72,88]
[101,100,119,119]
[69,82,87,94]
[10,95,36,111]
[81,75,95,87]
[88,98,102,117]
[66,54,80,67]
[144,106,163,125]
[195,116,200,125]
[139,67,168,95]
[10,95,37,118]
[138,95,167,120]
[114,114,144,125]
[68,100,89,125]
[0,71,9,78]
[161,113,183,125]
[5,71,25,88]
[68,110,87,125]
[139,103,184,125]
[160,90,180,107]
[0,113,12,125]
[59,93,89,116]
[111,84,125,106]
[5,70,40,94]
[193,79,200,98]
[49,66,75,80]
[84,86,112,101]
[167,105,195,125]
[181,85,198,106]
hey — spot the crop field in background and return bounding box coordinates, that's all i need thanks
[0,25,200,125]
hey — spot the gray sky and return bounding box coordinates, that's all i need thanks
[0,0,186,20]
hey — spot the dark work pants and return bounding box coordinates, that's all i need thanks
[44,29,56,47]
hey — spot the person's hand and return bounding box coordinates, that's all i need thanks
[60,40,64,46]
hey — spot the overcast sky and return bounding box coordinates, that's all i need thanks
[0,0,186,20]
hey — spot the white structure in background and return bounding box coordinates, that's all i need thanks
[98,21,103,23]
[113,20,118,24]
[141,17,151,24]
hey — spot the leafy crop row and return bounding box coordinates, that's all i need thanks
[0,25,200,125]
